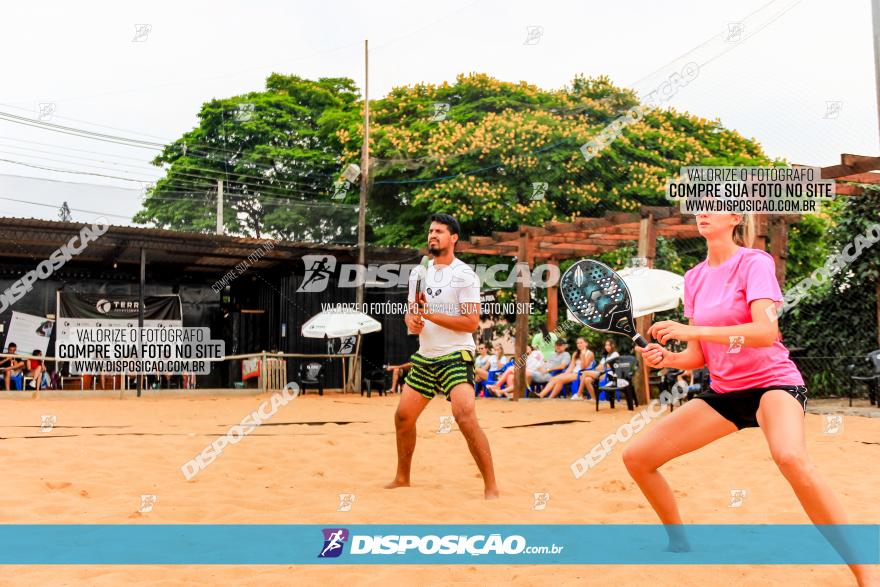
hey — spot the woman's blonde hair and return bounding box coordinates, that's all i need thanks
[732,213,748,246]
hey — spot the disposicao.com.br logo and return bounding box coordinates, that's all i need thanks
[317,528,563,558]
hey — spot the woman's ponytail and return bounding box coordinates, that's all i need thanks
[733,214,748,246]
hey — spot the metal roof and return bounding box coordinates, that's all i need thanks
[0,217,418,275]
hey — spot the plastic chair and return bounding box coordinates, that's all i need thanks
[361,367,387,398]
[848,350,880,407]
[561,360,597,398]
[482,360,514,397]
[295,362,325,396]
[9,372,24,391]
[597,355,638,411]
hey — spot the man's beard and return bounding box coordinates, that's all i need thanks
[427,243,446,256]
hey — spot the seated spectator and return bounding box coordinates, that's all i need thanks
[534,337,594,399]
[385,362,412,393]
[531,339,571,386]
[26,349,46,390]
[476,342,506,384]
[486,344,544,398]
[577,339,620,400]
[474,344,492,383]
[1,343,26,391]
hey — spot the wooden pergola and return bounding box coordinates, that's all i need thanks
[456,153,880,403]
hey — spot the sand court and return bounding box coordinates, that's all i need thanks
[0,393,876,585]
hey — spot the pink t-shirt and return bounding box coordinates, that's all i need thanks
[683,247,803,393]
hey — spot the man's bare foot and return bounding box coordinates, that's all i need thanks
[484,487,500,500]
[384,478,410,489]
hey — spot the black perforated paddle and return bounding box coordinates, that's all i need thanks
[559,259,648,348]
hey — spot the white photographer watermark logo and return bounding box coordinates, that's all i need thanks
[234,102,255,122]
[728,488,747,508]
[437,415,455,434]
[430,103,450,122]
[181,382,300,480]
[40,415,57,433]
[337,493,356,512]
[132,24,152,42]
[0,218,109,314]
[530,182,548,201]
[727,335,744,354]
[823,414,843,435]
[37,102,56,121]
[531,492,550,511]
[139,494,157,513]
[570,387,686,479]
[295,256,561,292]
[211,240,278,293]
[581,62,699,163]
[726,22,744,43]
[823,101,842,119]
[523,25,543,45]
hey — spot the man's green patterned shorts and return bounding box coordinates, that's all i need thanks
[404,349,475,401]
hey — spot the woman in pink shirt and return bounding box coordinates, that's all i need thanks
[622,213,874,587]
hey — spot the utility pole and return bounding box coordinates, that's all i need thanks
[216,179,224,235]
[352,39,369,392]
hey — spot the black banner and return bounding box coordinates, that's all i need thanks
[58,293,181,320]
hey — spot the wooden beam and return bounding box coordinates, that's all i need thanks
[835,172,880,184]
[547,259,558,332]
[819,154,880,179]
[639,205,677,220]
[836,184,865,196]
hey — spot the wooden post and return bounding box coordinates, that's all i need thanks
[547,258,559,332]
[513,229,534,400]
[349,334,362,394]
[768,217,789,287]
[746,214,769,250]
[635,214,656,405]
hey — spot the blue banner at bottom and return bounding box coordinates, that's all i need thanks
[0,525,876,565]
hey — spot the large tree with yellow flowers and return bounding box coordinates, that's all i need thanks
[336,72,776,247]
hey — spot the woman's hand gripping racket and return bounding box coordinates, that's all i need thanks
[559,259,649,348]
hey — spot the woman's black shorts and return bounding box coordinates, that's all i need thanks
[693,385,808,430]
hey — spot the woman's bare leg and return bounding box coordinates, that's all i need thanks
[545,373,576,398]
[756,390,878,586]
[622,398,738,549]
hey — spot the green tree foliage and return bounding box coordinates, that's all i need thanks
[135,74,360,240]
[335,72,775,247]
[784,186,880,358]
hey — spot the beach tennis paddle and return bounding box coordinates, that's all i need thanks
[560,259,648,348]
[415,255,430,309]
[408,255,431,335]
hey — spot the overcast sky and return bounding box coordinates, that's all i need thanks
[0,0,876,226]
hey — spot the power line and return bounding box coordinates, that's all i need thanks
[0,158,152,183]
[0,195,138,220]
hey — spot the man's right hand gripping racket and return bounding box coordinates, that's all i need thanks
[560,259,649,348]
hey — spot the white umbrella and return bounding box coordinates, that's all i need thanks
[301,308,382,338]
[566,267,684,321]
[301,308,382,394]
[618,267,684,318]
